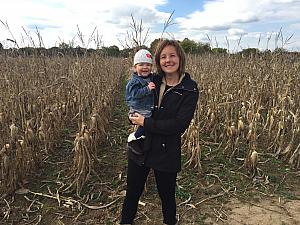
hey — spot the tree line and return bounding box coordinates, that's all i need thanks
[0,38,295,58]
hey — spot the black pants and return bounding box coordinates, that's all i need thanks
[120,158,177,225]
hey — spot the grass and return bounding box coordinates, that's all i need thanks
[176,186,191,200]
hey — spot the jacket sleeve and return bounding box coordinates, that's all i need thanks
[144,90,199,135]
[127,82,151,99]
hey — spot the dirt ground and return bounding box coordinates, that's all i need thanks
[224,198,300,225]
[1,93,300,225]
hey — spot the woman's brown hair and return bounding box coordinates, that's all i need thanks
[154,39,186,76]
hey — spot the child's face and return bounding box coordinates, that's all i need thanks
[134,63,152,77]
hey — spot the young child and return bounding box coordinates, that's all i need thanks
[125,49,155,144]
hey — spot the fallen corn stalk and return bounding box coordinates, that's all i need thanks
[15,188,122,210]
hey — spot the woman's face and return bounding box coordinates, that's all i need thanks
[159,45,180,75]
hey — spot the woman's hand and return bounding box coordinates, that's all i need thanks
[129,113,145,126]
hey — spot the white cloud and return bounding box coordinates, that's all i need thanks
[228,28,247,36]
[0,0,169,48]
[1,0,300,51]
[174,0,300,50]
[176,0,261,31]
[175,0,300,31]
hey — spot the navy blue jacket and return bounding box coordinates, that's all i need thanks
[139,72,199,172]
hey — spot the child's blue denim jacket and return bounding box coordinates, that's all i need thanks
[125,73,154,113]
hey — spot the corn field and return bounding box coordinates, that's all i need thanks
[183,53,300,176]
[0,54,128,197]
[0,52,299,199]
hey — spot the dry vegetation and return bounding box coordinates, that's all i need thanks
[0,55,127,198]
[0,51,300,224]
[184,53,300,173]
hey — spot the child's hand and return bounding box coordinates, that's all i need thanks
[129,113,145,126]
[148,82,156,90]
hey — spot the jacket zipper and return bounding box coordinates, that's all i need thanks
[160,86,197,105]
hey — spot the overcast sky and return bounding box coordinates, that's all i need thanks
[1,0,300,52]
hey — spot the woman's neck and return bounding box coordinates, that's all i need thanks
[165,73,180,86]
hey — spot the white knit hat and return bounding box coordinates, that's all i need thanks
[133,49,153,65]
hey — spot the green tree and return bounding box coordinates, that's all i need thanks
[59,42,71,49]
[273,47,287,54]
[150,38,161,54]
[58,42,72,56]
[120,48,132,58]
[102,45,120,57]
[212,48,227,54]
[239,48,260,57]
[180,38,198,54]
[48,47,61,57]
[87,48,96,55]
[180,38,211,54]
[74,46,85,57]
[19,47,35,56]
[197,42,211,54]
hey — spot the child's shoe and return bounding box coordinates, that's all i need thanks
[127,132,137,142]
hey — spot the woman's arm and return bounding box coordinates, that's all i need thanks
[130,91,199,135]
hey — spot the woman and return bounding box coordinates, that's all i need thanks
[120,39,199,225]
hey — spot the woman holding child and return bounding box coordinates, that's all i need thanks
[121,39,199,225]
